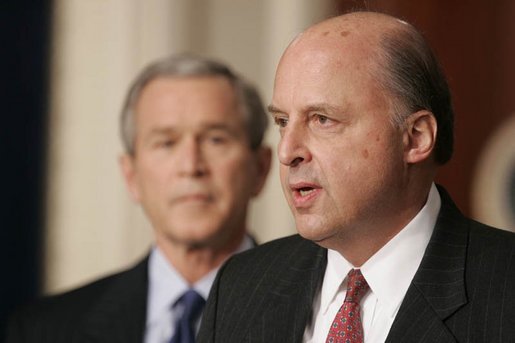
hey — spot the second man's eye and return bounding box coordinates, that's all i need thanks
[156,139,175,148]
[208,135,227,144]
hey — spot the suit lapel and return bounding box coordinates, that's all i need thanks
[76,257,149,343]
[386,186,468,342]
[259,239,327,342]
[217,237,326,343]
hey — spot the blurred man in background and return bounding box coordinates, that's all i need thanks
[7,54,271,343]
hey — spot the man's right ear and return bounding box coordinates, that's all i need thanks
[119,154,141,203]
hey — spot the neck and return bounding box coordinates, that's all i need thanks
[330,181,433,267]
[155,230,245,284]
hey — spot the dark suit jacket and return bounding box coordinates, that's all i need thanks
[5,236,259,343]
[198,188,515,342]
[5,257,149,343]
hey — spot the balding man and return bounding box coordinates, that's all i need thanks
[198,12,515,343]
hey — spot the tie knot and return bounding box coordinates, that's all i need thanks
[177,289,205,321]
[344,269,369,304]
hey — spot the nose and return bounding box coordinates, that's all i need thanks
[277,122,310,168]
[177,136,208,177]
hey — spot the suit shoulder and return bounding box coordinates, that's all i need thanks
[466,220,515,293]
[217,234,324,284]
[16,274,111,323]
[229,234,319,265]
[6,259,148,341]
[468,219,515,253]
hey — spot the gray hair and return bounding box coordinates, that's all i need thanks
[378,23,454,165]
[120,54,268,155]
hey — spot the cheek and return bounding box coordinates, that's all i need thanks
[279,165,288,180]
[279,165,292,196]
[213,158,254,196]
[135,164,166,193]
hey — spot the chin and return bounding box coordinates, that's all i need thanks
[297,218,345,247]
[170,234,217,249]
[163,225,220,246]
[297,224,327,243]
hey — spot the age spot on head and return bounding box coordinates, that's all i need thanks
[340,30,350,37]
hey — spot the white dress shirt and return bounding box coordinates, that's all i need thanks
[304,184,441,343]
[144,235,254,343]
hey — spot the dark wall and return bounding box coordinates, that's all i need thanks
[336,0,515,219]
[0,0,51,335]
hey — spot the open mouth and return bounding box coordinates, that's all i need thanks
[298,187,315,197]
[290,184,320,208]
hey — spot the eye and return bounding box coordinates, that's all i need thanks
[314,114,330,125]
[273,116,288,128]
[207,134,228,145]
[204,129,234,147]
[155,139,175,149]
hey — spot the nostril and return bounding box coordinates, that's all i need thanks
[290,156,304,167]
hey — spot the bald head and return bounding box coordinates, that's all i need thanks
[275,11,454,164]
[282,12,404,73]
[292,11,406,46]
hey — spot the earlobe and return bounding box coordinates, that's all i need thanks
[404,111,437,164]
[119,154,141,202]
[252,147,272,196]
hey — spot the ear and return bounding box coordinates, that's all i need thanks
[251,146,272,197]
[403,110,437,164]
[119,153,141,202]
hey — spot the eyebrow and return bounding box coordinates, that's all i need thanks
[267,104,283,115]
[201,123,238,132]
[267,102,342,115]
[147,123,240,138]
[147,127,176,136]
[303,102,342,114]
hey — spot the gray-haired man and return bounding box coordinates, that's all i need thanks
[7,54,271,343]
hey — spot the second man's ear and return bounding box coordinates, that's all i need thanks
[119,154,142,203]
[403,110,437,164]
[251,146,272,197]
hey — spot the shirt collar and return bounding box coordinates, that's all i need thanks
[321,183,441,317]
[146,234,254,326]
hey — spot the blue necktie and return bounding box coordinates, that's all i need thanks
[170,289,206,343]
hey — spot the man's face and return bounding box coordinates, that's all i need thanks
[122,76,268,249]
[271,39,407,247]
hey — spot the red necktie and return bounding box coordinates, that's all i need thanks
[326,269,369,343]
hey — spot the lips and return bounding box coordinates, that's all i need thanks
[172,192,213,204]
[289,182,322,208]
[180,193,211,201]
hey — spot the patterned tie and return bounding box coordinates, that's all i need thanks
[170,289,206,343]
[326,269,369,343]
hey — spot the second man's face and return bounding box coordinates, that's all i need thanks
[271,35,408,249]
[122,76,266,249]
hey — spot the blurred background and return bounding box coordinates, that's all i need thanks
[3,0,515,336]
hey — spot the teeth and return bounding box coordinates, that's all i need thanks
[299,189,314,197]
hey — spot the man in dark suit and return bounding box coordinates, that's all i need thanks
[6,54,271,343]
[197,11,515,343]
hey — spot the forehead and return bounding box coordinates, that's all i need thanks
[273,39,384,111]
[135,76,244,128]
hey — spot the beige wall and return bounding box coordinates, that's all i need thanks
[45,0,334,294]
